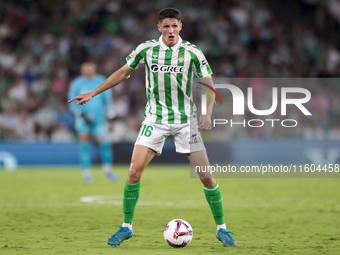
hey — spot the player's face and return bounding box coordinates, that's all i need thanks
[157,18,182,48]
[81,63,96,79]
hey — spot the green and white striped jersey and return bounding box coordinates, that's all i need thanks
[126,35,212,124]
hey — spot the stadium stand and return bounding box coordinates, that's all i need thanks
[0,0,339,142]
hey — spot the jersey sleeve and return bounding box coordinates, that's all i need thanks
[126,43,148,70]
[191,47,213,78]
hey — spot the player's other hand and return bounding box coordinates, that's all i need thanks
[68,93,93,105]
[198,115,212,131]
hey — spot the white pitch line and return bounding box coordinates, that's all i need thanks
[0,195,276,208]
[78,195,275,207]
[79,194,207,206]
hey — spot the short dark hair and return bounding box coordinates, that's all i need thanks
[158,8,181,23]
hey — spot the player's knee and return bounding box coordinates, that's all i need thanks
[200,178,216,188]
[127,166,143,184]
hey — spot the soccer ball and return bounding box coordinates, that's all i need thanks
[163,219,193,248]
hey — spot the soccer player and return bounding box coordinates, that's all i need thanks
[68,62,118,183]
[68,8,236,247]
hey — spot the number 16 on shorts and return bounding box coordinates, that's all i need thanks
[140,124,153,137]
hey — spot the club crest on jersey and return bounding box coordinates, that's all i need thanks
[150,64,186,73]
[178,55,184,63]
[152,54,158,59]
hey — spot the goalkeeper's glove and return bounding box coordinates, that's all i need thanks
[106,110,117,121]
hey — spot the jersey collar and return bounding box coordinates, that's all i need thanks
[159,35,182,51]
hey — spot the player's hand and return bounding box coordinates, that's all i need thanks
[68,93,93,105]
[198,115,212,131]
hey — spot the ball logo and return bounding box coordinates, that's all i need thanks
[150,64,186,73]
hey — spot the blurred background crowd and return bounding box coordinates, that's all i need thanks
[1,0,340,142]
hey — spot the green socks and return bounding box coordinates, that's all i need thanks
[204,183,225,225]
[123,181,141,223]
[122,181,224,226]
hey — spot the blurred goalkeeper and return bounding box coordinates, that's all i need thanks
[68,62,118,183]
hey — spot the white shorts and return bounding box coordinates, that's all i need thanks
[135,119,206,155]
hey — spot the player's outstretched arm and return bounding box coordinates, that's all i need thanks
[68,64,134,105]
[198,75,214,131]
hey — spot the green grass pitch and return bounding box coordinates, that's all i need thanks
[0,165,339,254]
